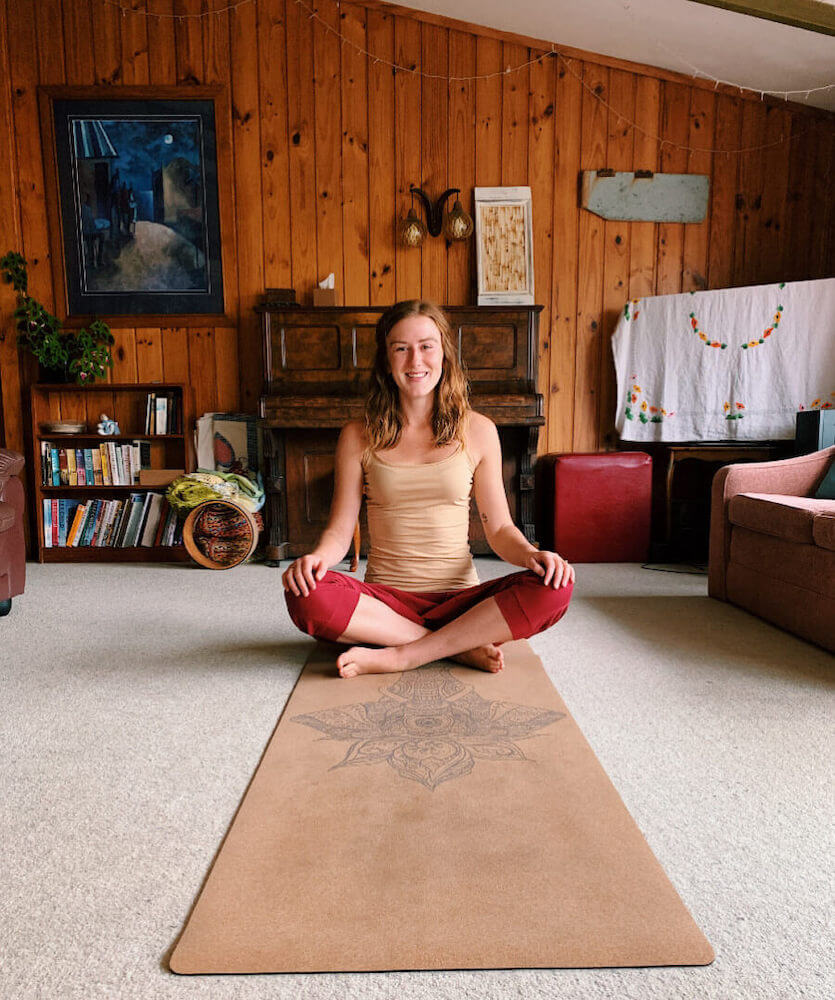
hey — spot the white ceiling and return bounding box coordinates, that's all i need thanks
[389,0,835,111]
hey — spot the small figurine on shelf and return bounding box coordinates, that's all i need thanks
[96,413,120,436]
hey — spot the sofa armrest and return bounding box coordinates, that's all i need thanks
[0,448,25,485]
[708,446,835,600]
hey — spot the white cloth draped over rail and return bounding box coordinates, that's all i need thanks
[612,278,835,442]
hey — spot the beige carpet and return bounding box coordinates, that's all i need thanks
[170,640,713,973]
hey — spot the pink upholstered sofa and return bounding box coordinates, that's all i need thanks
[708,446,835,652]
[0,448,26,616]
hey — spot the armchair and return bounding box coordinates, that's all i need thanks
[0,448,25,615]
[708,446,835,651]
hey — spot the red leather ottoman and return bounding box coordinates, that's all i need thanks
[539,452,652,562]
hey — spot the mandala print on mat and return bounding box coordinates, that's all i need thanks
[291,665,565,790]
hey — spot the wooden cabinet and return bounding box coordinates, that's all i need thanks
[258,304,544,563]
[29,382,192,562]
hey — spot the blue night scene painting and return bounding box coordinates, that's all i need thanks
[71,116,209,294]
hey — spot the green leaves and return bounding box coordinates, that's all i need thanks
[2,251,113,383]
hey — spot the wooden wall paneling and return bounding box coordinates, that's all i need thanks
[136,328,164,382]
[599,68,634,449]
[8,0,55,308]
[91,0,122,85]
[120,0,150,85]
[758,106,792,283]
[341,2,371,305]
[474,36,502,186]
[655,81,689,294]
[62,0,95,84]
[419,23,449,304]
[366,8,396,305]
[500,43,529,187]
[214,326,241,411]
[527,48,556,447]
[393,16,421,300]
[783,115,815,283]
[286,0,318,304]
[230,0,263,411]
[174,0,204,85]
[446,29,476,305]
[146,0,177,86]
[573,61,608,452]
[547,56,582,454]
[109,328,139,382]
[629,74,660,300]
[0,0,24,453]
[189,327,218,418]
[707,94,741,289]
[37,0,67,82]
[733,100,768,288]
[313,0,344,303]
[203,0,230,86]
[681,87,714,292]
[259,0,292,291]
[809,119,835,279]
[162,326,190,383]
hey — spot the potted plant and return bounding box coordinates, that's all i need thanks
[0,251,114,384]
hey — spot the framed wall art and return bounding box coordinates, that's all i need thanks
[39,86,233,320]
[474,187,534,306]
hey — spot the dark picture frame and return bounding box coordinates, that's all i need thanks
[39,86,234,322]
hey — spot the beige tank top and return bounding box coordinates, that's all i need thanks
[362,446,480,592]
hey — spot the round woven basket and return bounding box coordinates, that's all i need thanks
[182,499,259,570]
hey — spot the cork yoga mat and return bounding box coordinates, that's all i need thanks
[170,640,714,973]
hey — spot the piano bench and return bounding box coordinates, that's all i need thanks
[538,452,652,562]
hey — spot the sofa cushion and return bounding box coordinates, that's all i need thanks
[728,493,835,545]
[813,513,835,552]
[814,458,835,500]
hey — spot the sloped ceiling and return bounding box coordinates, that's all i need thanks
[389,0,835,111]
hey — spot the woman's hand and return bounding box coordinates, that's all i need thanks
[282,553,328,596]
[526,549,575,589]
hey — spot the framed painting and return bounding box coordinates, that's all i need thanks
[474,187,535,306]
[39,86,233,320]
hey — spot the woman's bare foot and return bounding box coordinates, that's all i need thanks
[337,644,403,678]
[451,644,504,673]
[336,642,504,678]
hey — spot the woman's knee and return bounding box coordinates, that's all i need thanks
[284,571,350,640]
[496,573,574,639]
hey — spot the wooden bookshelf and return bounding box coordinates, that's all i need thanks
[30,382,193,563]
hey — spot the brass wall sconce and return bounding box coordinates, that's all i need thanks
[398,186,474,248]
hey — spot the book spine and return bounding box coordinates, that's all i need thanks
[75,449,86,486]
[81,500,101,546]
[67,503,86,546]
[100,445,110,486]
[84,450,94,487]
[51,499,59,547]
[50,446,60,486]
[58,449,69,486]
[91,449,102,486]
[67,448,77,487]
[57,499,67,546]
[43,499,51,548]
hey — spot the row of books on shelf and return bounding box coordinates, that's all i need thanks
[41,440,152,487]
[145,391,181,435]
[42,494,184,549]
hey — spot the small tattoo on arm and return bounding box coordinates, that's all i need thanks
[480,513,488,523]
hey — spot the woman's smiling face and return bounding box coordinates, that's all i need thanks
[386,315,444,399]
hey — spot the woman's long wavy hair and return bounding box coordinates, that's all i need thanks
[364,299,470,453]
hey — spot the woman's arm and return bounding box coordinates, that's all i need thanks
[470,413,574,588]
[282,420,364,595]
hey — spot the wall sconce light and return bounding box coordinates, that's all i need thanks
[398,186,473,248]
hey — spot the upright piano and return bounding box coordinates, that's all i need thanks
[258,303,544,563]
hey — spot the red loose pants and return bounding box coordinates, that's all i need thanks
[285,569,573,644]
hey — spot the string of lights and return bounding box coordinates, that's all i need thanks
[101,0,826,154]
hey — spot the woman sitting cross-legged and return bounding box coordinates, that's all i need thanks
[282,299,575,679]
